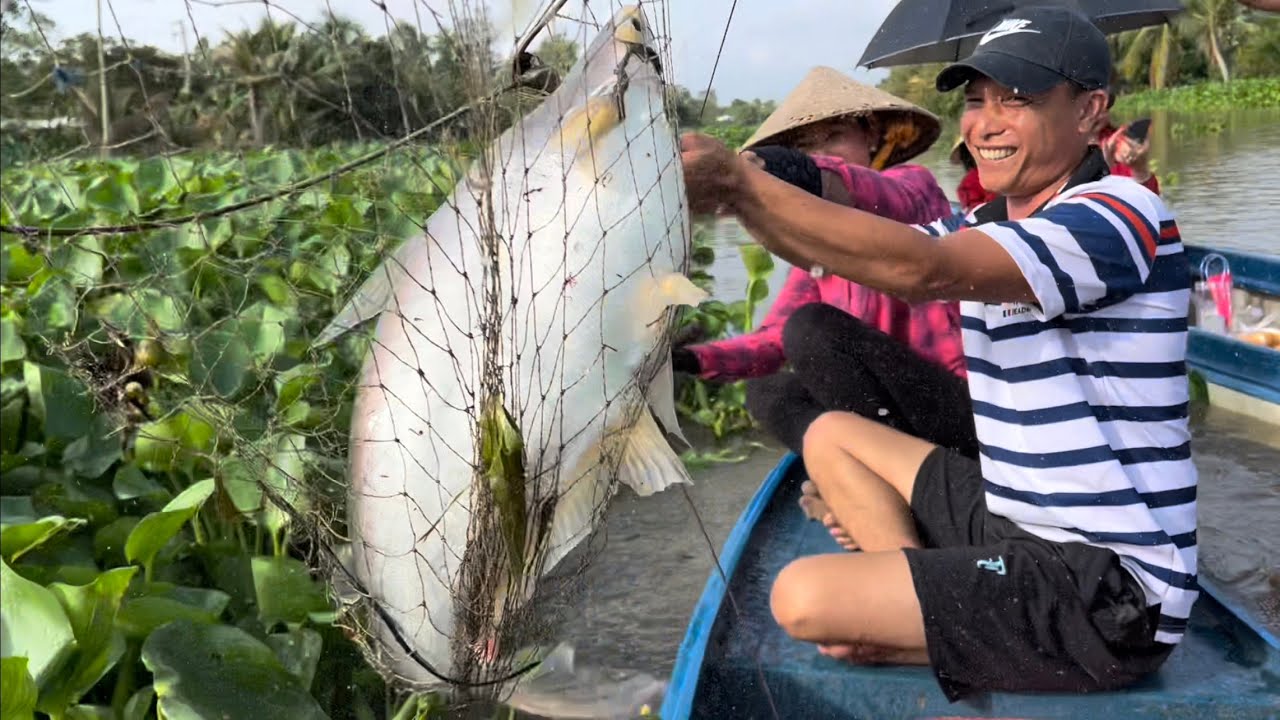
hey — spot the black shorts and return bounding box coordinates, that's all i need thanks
[902,447,1176,702]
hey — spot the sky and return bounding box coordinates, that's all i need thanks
[27,0,901,102]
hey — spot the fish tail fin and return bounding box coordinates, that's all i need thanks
[616,408,693,497]
[646,357,689,451]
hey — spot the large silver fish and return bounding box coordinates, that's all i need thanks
[316,4,704,689]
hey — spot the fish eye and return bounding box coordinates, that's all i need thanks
[629,17,643,31]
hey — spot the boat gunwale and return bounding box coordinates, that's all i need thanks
[659,452,799,720]
[661,452,1280,719]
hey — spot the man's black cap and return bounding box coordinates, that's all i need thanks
[936,6,1111,95]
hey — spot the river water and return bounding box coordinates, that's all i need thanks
[545,112,1280,706]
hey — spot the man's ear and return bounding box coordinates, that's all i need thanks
[1079,89,1109,134]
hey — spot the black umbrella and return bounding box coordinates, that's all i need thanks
[857,0,1185,69]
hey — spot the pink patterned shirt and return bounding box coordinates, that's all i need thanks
[687,156,966,381]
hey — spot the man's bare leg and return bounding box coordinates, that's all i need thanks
[779,411,944,660]
[800,411,939,553]
[770,550,930,665]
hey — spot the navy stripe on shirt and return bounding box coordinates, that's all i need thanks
[971,399,1189,425]
[999,221,1082,312]
[979,440,1191,468]
[966,355,1186,383]
[961,314,1187,341]
[984,479,1196,509]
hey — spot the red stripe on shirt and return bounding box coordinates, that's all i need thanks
[1077,192,1158,259]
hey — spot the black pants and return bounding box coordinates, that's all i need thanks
[905,447,1173,700]
[743,303,978,458]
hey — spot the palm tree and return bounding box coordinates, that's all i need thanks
[1180,0,1243,82]
[1115,24,1180,89]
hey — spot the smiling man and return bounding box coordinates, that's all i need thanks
[679,5,1196,702]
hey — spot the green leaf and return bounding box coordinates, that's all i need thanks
[111,464,166,501]
[250,154,295,185]
[0,313,26,364]
[0,559,76,689]
[1,397,25,456]
[26,278,78,334]
[218,456,262,516]
[238,303,288,362]
[92,516,139,567]
[274,363,323,411]
[38,567,138,716]
[124,478,215,575]
[64,706,114,720]
[62,414,123,480]
[257,274,295,306]
[22,363,94,441]
[2,243,44,284]
[0,656,38,720]
[116,584,230,639]
[251,556,329,628]
[141,620,328,720]
[131,412,217,473]
[189,326,252,399]
[122,686,155,720]
[1,515,87,563]
[264,628,323,690]
[738,244,775,279]
[83,175,141,217]
[134,158,178,202]
[50,237,105,288]
[90,289,186,337]
[260,434,307,539]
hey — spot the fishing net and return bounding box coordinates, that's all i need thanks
[2,0,691,714]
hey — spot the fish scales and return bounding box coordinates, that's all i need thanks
[322,5,706,690]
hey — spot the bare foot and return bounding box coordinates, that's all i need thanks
[798,480,829,520]
[800,480,859,550]
[817,643,929,665]
[822,512,859,551]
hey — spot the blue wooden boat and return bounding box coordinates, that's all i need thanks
[662,243,1280,719]
[660,454,1280,719]
[1184,244,1280,426]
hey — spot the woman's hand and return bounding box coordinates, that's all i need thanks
[1105,129,1152,179]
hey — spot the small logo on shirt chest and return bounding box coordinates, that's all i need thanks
[1000,303,1033,318]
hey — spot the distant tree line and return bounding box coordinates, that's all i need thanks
[0,3,776,159]
[878,0,1280,119]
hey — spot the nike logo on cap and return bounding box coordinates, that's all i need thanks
[980,18,1041,45]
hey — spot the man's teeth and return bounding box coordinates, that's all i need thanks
[979,148,1015,161]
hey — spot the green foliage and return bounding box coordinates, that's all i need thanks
[674,225,776,445]
[1112,76,1280,114]
[0,145,462,719]
[0,135,774,716]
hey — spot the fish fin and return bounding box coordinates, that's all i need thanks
[617,408,693,498]
[560,96,621,173]
[541,440,616,574]
[540,406,690,574]
[312,259,399,347]
[632,271,708,338]
[646,358,689,452]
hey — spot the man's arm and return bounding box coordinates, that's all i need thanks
[730,158,1035,305]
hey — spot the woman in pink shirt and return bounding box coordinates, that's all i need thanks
[675,67,977,460]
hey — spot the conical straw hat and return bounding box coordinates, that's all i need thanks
[742,66,941,169]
